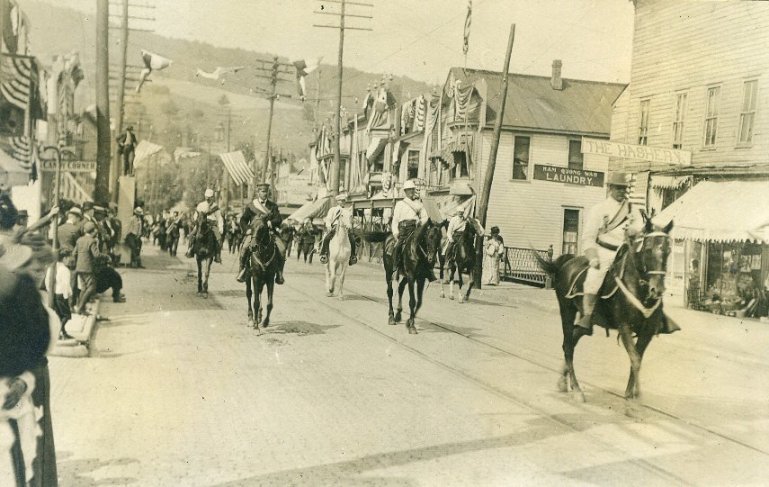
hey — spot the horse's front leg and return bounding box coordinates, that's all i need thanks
[246,279,254,325]
[386,264,396,325]
[462,270,474,303]
[325,262,334,297]
[448,266,456,300]
[203,258,212,297]
[629,333,653,399]
[415,277,426,315]
[395,277,407,322]
[337,263,348,300]
[618,324,642,400]
[197,258,203,295]
[253,279,262,333]
[261,280,274,328]
[406,279,418,334]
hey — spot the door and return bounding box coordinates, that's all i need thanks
[562,208,580,256]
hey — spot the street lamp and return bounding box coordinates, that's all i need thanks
[215,122,225,143]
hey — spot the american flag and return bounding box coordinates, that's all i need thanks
[462,1,472,55]
[220,150,255,187]
[0,54,37,110]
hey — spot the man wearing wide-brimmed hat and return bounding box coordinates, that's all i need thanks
[577,171,642,335]
[125,207,145,268]
[319,192,357,266]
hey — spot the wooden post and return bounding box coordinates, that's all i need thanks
[111,0,129,203]
[330,0,345,196]
[474,24,515,288]
[94,0,112,204]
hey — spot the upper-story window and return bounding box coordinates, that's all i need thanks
[512,136,530,180]
[672,92,687,149]
[407,150,419,179]
[703,86,720,147]
[737,80,758,146]
[568,140,583,170]
[638,99,650,145]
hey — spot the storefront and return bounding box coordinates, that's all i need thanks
[655,180,769,318]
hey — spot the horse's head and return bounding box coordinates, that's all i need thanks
[252,215,272,246]
[424,220,442,266]
[631,211,674,301]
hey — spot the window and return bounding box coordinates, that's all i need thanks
[454,151,469,178]
[703,86,720,147]
[568,140,583,170]
[738,80,758,145]
[672,92,687,149]
[638,99,650,145]
[407,150,419,179]
[562,209,580,255]
[512,136,530,180]
[372,151,385,173]
[339,157,347,191]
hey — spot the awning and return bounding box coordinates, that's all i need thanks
[653,180,769,243]
[651,175,691,190]
[0,149,29,188]
[287,196,333,223]
[133,140,164,164]
[220,151,255,186]
[366,137,387,161]
[422,194,475,222]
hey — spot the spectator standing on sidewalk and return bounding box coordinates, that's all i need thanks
[58,206,83,306]
[484,226,504,286]
[73,221,101,315]
[45,252,73,339]
[125,207,145,268]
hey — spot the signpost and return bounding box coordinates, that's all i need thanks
[533,165,604,187]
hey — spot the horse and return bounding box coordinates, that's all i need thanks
[383,221,442,334]
[325,223,351,299]
[190,212,217,298]
[244,217,280,333]
[226,222,242,254]
[442,220,478,302]
[535,213,676,403]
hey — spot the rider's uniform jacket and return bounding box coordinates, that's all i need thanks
[582,197,639,254]
[391,197,428,238]
[194,201,224,234]
[324,205,352,231]
[240,198,282,234]
[446,215,467,241]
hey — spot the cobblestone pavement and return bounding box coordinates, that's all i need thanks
[48,244,769,486]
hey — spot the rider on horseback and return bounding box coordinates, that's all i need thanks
[577,171,643,335]
[444,207,484,258]
[186,188,224,263]
[319,193,357,266]
[236,182,286,284]
[391,180,430,279]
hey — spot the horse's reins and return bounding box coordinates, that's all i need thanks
[613,231,670,319]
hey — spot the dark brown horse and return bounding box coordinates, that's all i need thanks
[442,220,478,302]
[536,214,677,402]
[191,212,217,298]
[244,217,281,333]
[383,221,442,334]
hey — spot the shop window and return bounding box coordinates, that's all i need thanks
[672,92,687,149]
[703,86,720,147]
[562,208,580,255]
[407,150,419,180]
[737,80,758,146]
[638,99,650,146]
[568,140,583,170]
[512,136,530,180]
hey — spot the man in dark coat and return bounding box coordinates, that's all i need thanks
[57,206,83,305]
[236,183,285,284]
[117,125,138,175]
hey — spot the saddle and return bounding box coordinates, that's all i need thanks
[561,244,631,300]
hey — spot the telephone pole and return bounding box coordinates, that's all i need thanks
[313,0,373,195]
[94,0,111,204]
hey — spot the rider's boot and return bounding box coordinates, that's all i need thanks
[348,234,358,266]
[391,241,401,280]
[575,293,597,336]
[185,246,194,258]
[215,246,222,264]
[319,232,332,264]
[236,248,249,283]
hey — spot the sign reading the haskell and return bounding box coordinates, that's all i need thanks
[533,165,604,187]
[581,137,692,166]
[40,160,97,172]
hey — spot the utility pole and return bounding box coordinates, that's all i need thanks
[474,24,515,288]
[313,0,373,195]
[265,57,278,189]
[94,0,111,205]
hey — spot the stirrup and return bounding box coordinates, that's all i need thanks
[236,269,247,283]
[349,255,357,265]
[320,254,328,264]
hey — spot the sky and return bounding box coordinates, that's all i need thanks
[39,0,636,84]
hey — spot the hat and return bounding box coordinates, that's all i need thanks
[67,207,83,217]
[607,171,630,187]
[17,210,28,217]
[83,221,96,233]
[0,241,33,271]
[204,188,215,198]
[491,226,500,234]
[455,207,465,216]
[82,201,94,211]
[335,193,347,202]
[256,183,270,190]
[126,125,134,131]
[134,207,144,215]
[402,180,416,190]
[93,205,107,214]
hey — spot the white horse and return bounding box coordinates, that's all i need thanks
[325,223,351,299]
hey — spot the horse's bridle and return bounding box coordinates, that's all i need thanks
[614,231,671,318]
[634,231,671,277]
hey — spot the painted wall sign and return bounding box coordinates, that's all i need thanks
[533,164,605,187]
[581,137,692,166]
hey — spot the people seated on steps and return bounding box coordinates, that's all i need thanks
[319,193,357,266]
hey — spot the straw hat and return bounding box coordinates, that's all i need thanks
[0,241,33,271]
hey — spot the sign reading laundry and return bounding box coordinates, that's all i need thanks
[533,165,604,187]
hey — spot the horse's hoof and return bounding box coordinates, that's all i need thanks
[408,326,418,335]
[261,321,269,328]
[388,317,396,326]
[448,295,454,300]
[203,293,208,299]
[440,293,445,299]
[326,291,334,297]
[557,377,568,393]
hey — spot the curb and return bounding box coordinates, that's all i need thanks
[49,298,100,358]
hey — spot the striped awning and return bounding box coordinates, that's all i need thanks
[133,140,163,164]
[220,151,254,186]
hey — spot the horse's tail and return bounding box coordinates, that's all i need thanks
[534,251,573,277]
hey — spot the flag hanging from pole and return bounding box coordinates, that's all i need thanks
[462,0,472,55]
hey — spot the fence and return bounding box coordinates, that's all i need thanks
[501,246,552,287]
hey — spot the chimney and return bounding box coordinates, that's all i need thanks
[551,59,563,90]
